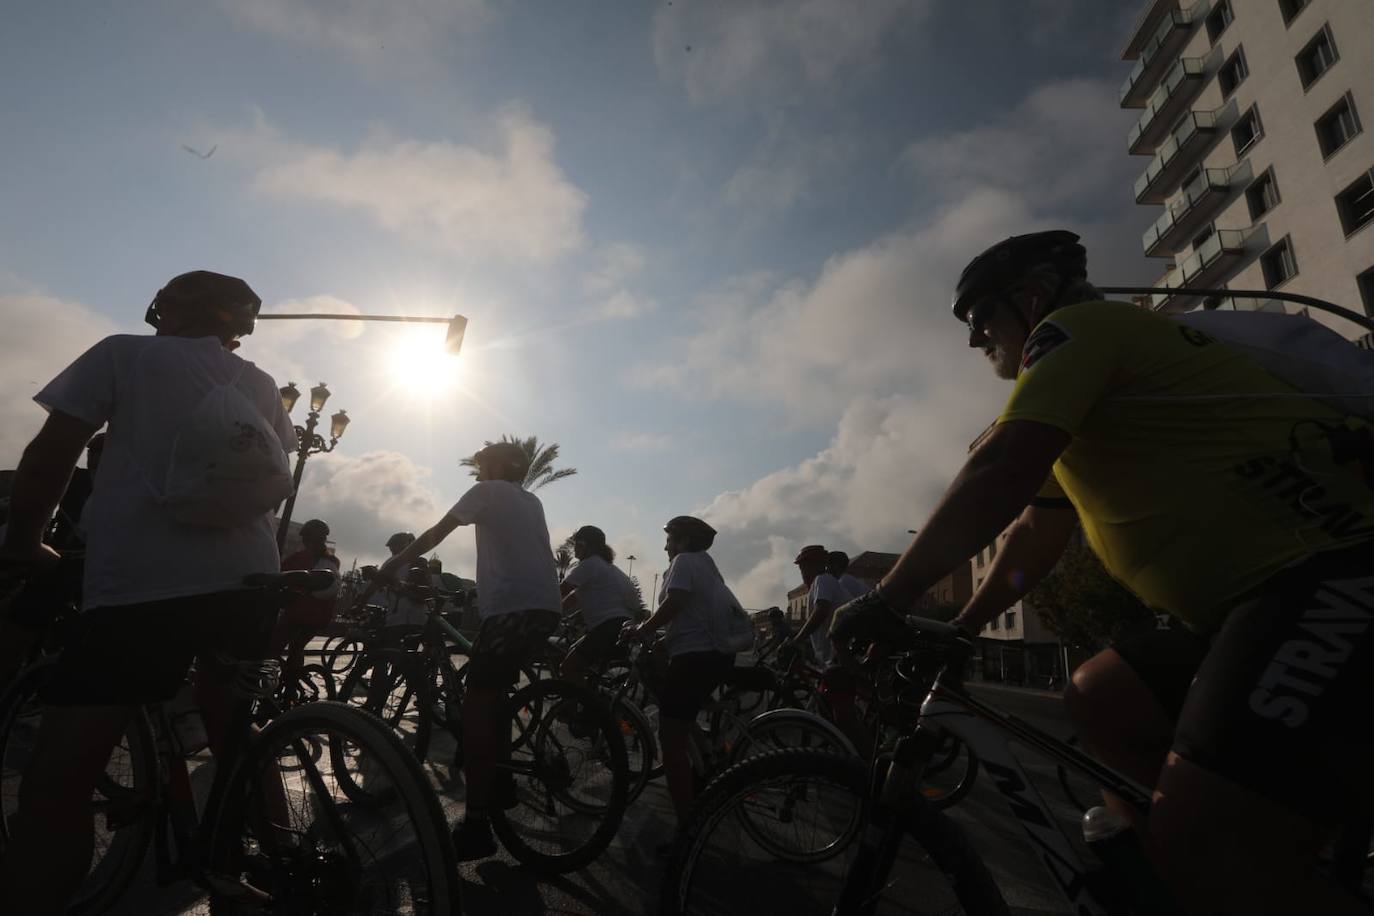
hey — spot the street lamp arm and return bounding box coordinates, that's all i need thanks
[258,314,450,323]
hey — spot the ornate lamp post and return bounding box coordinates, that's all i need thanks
[276,381,350,551]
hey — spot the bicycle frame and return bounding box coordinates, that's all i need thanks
[888,666,1152,915]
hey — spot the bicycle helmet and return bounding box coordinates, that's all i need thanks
[826,550,850,574]
[571,525,606,547]
[664,515,716,551]
[472,441,530,484]
[951,231,1086,323]
[300,519,330,540]
[386,531,415,551]
[793,544,828,566]
[144,270,262,337]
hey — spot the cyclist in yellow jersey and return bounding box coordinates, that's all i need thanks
[831,231,1374,915]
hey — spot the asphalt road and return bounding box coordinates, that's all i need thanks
[98,674,1084,915]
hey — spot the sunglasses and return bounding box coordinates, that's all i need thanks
[966,298,999,346]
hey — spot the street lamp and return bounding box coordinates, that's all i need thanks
[626,554,637,577]
[276,380,350,551]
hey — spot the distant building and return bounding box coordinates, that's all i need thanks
[786,582,809,623]
[924,562,973,609]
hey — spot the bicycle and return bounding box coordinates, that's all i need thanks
[0,570,460,915]
[661,616,1191,914]
[335,583,632,873]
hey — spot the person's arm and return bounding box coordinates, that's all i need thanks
[951,502,1077,634]
[878,420,1070,608]
[0,411,97,563]
[636,589,687,635]
[792,598,834,644]
[359,515,462,605]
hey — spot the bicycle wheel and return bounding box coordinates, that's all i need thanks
[209,700,460,915]
[325,635,366,679]
[336,656,432,764]
[489,678,629,873]
[0,661,157,916]
[729,708,857,766]
[610,696,656,805]
[662,748,1010,915]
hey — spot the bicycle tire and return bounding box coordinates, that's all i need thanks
[489,678,629,873]
[0,660,158,916]
[325,635,366,679]
[661,748,1010,916]
[208,700,460,916]
[728,708,857,766]
[612,696,657,805]
[334,658,432,800]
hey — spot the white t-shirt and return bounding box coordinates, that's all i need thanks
[838,573,868,601]
[35,334,295,609]
[660,550,733,657]
[807,573,847,665]
[447,480,560,620]
[562,555,636,628]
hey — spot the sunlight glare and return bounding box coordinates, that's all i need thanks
[385,327,462,397]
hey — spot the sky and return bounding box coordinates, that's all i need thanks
[0,0,1160,607]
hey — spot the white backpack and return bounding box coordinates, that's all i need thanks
[157,367,294,527]
[1172,309,1374,420]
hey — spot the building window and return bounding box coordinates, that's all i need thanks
[1279,0,1309,27]
[1260,237,1298,289]
[1359,265,1374,314]
[1205,0,1234,45]
[1004,611,1016,631]
[989,616,1000,631]
[1337,169,1374,237]
[1316,94,1362,160]
[988,540,997,561]
[1246,169,1280,221]
[1219,47,1248,98]
[1296,25,1338,90]
[1232,105,1263,156]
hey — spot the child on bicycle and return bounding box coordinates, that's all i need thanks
[364,440,562,860]
[558,525,637,686]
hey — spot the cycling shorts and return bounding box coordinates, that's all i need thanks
[1172,541,1374,821]
[1111,625,1209,721]
[40,589,276,706]
[568,616,630,667]
[660,651,734,722]
[467,609,560,691]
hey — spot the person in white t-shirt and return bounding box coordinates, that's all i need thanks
[828,550,869,602]
[363,440,561,861]
[558,525,636,686]
[787,544,846,665]
[0,271,296,913]
[374,531,429,637]
[629,515,736,837]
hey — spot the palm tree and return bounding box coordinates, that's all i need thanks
[554,541,575,582]
[460,435,578,491]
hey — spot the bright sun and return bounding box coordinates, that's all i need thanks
[385,328,462,396]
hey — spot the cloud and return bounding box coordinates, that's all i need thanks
[222,0,488,63]
[611,431,672,452]
[724,127,857,216]
[590,291,657,321]
[653,0,931,107]
[639,77,1156,607]
[903,78,1135,212]
[285,448,464,569]
[225,108,587,264]
[0,291,122,468]
[583,243,646,295]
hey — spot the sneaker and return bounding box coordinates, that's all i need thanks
[452,818,498,861]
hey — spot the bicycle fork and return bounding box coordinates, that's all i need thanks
[832,730,941,916]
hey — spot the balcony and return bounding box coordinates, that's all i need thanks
[1150,230,1250,312]
[1134,110,1217,204]
[1122,0,1181,60]
[1127,57,1207,154]
[1120,8,1196,108]
[1142,167,1231,257]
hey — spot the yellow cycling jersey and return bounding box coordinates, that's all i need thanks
[998,300,1374,635]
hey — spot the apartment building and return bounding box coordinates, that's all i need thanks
[1121,0,1374,331]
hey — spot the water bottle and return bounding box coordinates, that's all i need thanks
[1081,806,1181,914]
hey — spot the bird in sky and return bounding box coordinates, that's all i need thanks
[180,143,217,159]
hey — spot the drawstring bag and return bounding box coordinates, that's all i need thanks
[158,366,293,527]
